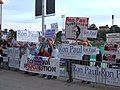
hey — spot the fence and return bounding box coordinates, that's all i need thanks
[72,60,120,87]
[1,50,120,88]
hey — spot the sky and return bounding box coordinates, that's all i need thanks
[2,0,120,31]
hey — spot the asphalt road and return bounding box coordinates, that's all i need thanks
[0,69,120,90]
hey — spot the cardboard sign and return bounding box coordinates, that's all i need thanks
[65,17,89,40]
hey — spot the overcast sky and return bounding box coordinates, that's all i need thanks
[2,0,120,31]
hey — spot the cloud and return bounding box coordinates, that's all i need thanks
[2,0,120,31]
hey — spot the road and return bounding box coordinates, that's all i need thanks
[0,69,120,90]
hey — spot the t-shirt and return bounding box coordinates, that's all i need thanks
[52,48,59,58]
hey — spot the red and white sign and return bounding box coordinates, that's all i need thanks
[65,17,89,40]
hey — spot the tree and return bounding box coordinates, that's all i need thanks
[88,24,98,30]
[108,25,120,33]
[97,30,106,41]
[55,31,62,44]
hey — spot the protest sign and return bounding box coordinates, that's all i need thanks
[73,64,120,86]
[28,31,39,43]
[17,30,28,42]
[83,46,99,55]
[17,30,39,42]
[65,17,89,40]
[106,33,120,42]
[7,48,20,68]
[51,23,58,32]
[44,29,56,39]
[58,44,83,60]
[82,30,97,38]
[20,56,60,76]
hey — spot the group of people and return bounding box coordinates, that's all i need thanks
[0,32,59,79]
[1,30,120,84]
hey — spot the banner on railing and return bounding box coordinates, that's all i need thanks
[7,48,20,69]
[20,56,60,76]
[73,64,120,86]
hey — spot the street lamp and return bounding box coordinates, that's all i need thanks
[61,15,65,30]
[0,0,3,31]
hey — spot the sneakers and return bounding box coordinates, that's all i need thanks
[52,76,57,79]
[82,81,91,84]
[81,80,86,83]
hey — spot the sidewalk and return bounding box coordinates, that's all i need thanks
[0,69,120,90]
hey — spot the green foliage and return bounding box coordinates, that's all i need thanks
[107,25,120,33]
[88,24,98,30]
[97,30,107,41]
[55,31,62,45]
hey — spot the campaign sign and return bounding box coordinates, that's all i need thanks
[65,17,89,40]
[44,29,56,39]
[58,44,83,60]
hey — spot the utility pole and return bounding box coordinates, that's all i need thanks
[112,15,114,26]
[61,15,65,29]
[42,0,45,36]
[0,0,3,31]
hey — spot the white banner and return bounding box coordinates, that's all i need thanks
[83,46,99,55]
[17,30,39,42]
[82,30,97,38]
[0,4,2,25]
[28,31,39,43]
[44,29,56,39]
[7,48,20,68]
[73,64,96,82]
[58,44,83,60]
[9,58,20,69]
[106,33,120,42]
[17,30,28,42]
[20,56,60,76]
[73,64,120,86]
[65,17,89,40]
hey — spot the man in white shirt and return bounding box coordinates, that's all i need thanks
[52,45,59,58]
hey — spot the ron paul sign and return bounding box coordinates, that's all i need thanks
[65,17,89,40]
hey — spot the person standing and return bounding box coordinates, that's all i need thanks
[80,39,91,84]
[0,46,3,68]
[95,50,102,67]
